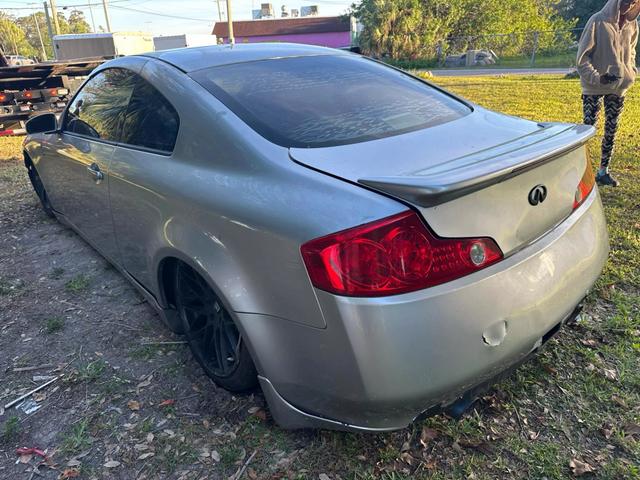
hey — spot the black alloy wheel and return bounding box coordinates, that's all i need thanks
[175,263,257,392]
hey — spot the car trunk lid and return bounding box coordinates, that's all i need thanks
[290,110,596,254]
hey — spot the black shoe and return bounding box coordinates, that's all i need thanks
[596,172,619,187]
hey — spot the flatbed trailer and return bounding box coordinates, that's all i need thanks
[0,55,105,136]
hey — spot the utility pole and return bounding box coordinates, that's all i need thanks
[49,0,60,35]
[226,0,234,45]
[43,2,54,41]
[88,0,97,32]
[216,0,223,21]
[32,11,48,61]
[43,2,55,59]
[102,0,112,32]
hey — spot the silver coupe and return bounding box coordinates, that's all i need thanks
[23,44,609,431]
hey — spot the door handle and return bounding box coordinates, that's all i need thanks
[87,163,104,182]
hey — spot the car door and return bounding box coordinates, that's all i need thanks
[52,68,137,262]
[109,68,181,288]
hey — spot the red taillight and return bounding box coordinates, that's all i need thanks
[49,88,58,96]
[573,156,596,209]
[0,94,5,102]
[301,211,503,297]
[24,91,33,99]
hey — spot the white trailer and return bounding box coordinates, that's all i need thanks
[53,32,154,61]
[153,34,218,51]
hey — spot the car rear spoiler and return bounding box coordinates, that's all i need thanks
[358,123,596,207]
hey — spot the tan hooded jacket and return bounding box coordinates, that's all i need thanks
[577,0,639,96]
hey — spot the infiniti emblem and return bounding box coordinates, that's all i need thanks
[528,185,548,206]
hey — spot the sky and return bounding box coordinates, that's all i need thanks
[1,0,354,35]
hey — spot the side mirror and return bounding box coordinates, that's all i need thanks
[26,113,58,135]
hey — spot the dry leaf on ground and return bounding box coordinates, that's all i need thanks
[569,458,594,476]
[623,423,640,438]
[59,468,80,479]
[420,427,439,447]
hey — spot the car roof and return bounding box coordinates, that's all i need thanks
[140,42,351,73]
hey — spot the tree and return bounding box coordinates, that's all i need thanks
[557,0,606,28]
[352,0,463,59]
[16,12,49,60]
[352,0,576,60]
[0,12,37,58]
[65,9,91,34]
[16,9,92,60]
[448,0,576,57]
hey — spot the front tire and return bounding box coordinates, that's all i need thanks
[26,161,55,218]
[175,264,257,392]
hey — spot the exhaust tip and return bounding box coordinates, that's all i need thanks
[444,393,478,420]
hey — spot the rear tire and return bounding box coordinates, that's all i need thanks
[175,263,258,392]
[26,161,55,218]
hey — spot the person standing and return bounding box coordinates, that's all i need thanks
[577,0,640,187]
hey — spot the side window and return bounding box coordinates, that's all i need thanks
[120,77,180,153]
[64,68,137,141]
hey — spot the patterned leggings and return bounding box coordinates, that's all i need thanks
[582,94,625,170]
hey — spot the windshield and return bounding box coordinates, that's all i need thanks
[190,55,470,148]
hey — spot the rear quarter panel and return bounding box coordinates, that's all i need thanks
[108,59,405,331]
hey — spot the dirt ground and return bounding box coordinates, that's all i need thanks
[0,139,318,479]
[0,140,301,479]
[1,73,639,480]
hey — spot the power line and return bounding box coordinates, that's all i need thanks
[109,4,214,22]
[2,0,351,20]
[0,0,138,10]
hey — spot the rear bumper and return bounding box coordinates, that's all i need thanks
[259,303,581,432]
[241,189,608,431]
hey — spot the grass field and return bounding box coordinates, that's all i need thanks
[494,52,576,68]
[0,76,639,479]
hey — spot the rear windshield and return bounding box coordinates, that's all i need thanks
[191,55,470,148]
